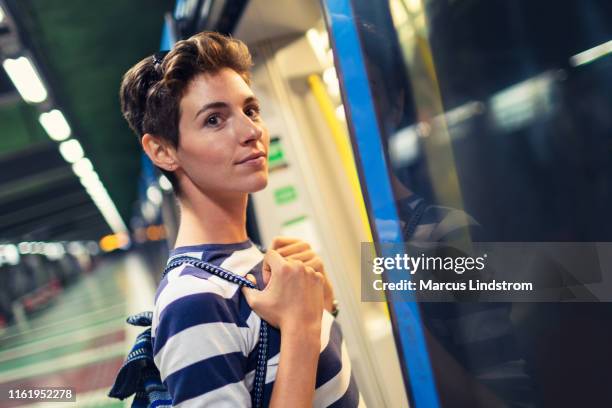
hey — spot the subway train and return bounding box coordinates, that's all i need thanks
[133,0,612,406]
[1,0,611,407]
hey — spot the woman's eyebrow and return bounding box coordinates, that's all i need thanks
[244,96,260,105]
[194,101,228,119]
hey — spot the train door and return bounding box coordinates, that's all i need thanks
[323,0,612,407]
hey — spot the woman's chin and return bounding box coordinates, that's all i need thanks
[248,176,268,192]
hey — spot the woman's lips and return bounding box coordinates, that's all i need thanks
[237,156,266,167]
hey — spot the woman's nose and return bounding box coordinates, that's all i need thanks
[237,115,263,145]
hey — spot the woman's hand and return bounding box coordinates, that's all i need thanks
[242,250,324,408]
[241,249,325,334]
[271,237,336,313]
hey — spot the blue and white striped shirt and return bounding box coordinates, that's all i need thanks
[151,240,362,407]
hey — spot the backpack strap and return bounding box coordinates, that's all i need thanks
[163,256,269,408]
[402,198,428,240]
[108,323,171,407]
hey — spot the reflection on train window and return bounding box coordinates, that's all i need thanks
[349,0,612,407]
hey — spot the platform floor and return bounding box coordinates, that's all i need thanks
[0,254,156,407]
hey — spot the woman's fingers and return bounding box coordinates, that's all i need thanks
[263,249,284,272]
[273,238,310,256]
[287,250,316,262]
[276,241,310,257]
[261,249,285,287]
[245,273,257,286]
[241,285,261,309]
[304,257,323,272]
[271,236,299,250]
[306,266,324,285]
[243,251,325,330]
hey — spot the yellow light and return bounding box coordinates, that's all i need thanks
[99,232,130,252]
[99,234,118,252]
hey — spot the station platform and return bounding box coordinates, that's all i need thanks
[0,254,156,407]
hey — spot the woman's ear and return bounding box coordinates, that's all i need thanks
[141,133,178,171]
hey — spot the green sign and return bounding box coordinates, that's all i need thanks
[274,185,297,205]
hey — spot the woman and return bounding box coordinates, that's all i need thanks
[119,31,361,407]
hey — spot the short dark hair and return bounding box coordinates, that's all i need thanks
[119,31,253,191]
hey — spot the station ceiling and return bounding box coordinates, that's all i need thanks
[0,0,175,242]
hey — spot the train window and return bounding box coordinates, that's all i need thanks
[345,0,612,407]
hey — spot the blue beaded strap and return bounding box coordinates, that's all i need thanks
[163,256,269,408]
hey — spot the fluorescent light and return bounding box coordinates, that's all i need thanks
[98,200,128,234]
[147,185,163,205]
[158,175,173,191]
[72,158,94,177]
[0,244,20,265]
[85,184,106,201]
[2,56,48,103]
[68,151,128,235]
[58,139,84,163]
[335,104,346,121]
[18,242,31,254]
[570,40,612,66]
[141,201,157,222]
[82,180,128,234]
[39,109,71,141]
[307,28,329,65]
[322,67,336,86]
[85,183,105,197]
[44,243,65,260]
[79,171,100,188]
[405,0,422,13]
[0,6,5,23]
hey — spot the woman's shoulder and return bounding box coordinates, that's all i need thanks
[154,264,241,316]
[152,261,260,335]
[151,264,260,356]
[157,241,264,305]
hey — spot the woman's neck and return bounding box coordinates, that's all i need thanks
[173,189,249,248]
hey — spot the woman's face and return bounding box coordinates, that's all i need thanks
[174,68,269,197]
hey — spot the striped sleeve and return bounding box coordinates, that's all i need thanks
[152,274,254,407]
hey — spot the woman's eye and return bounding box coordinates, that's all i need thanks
[245,106,261,118]
[206,114,220,126]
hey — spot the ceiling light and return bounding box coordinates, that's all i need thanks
[0,244,20,266]
[83,184,128,234]
[307,28,328,66]
[0,7,5,23]
[18,242,31,254]
[158,175,173,191]
[79,171,100,188]
[39,109,71,141]
[335,104,346,121]
[58,139,84,163]
[2,56,48,103]
[85,182,106,199]
[147,185,163,205]
[570,39,612,67]
[72,158,94,177]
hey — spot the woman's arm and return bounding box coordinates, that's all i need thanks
[242,249,325,407]
[270,323,321,407]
